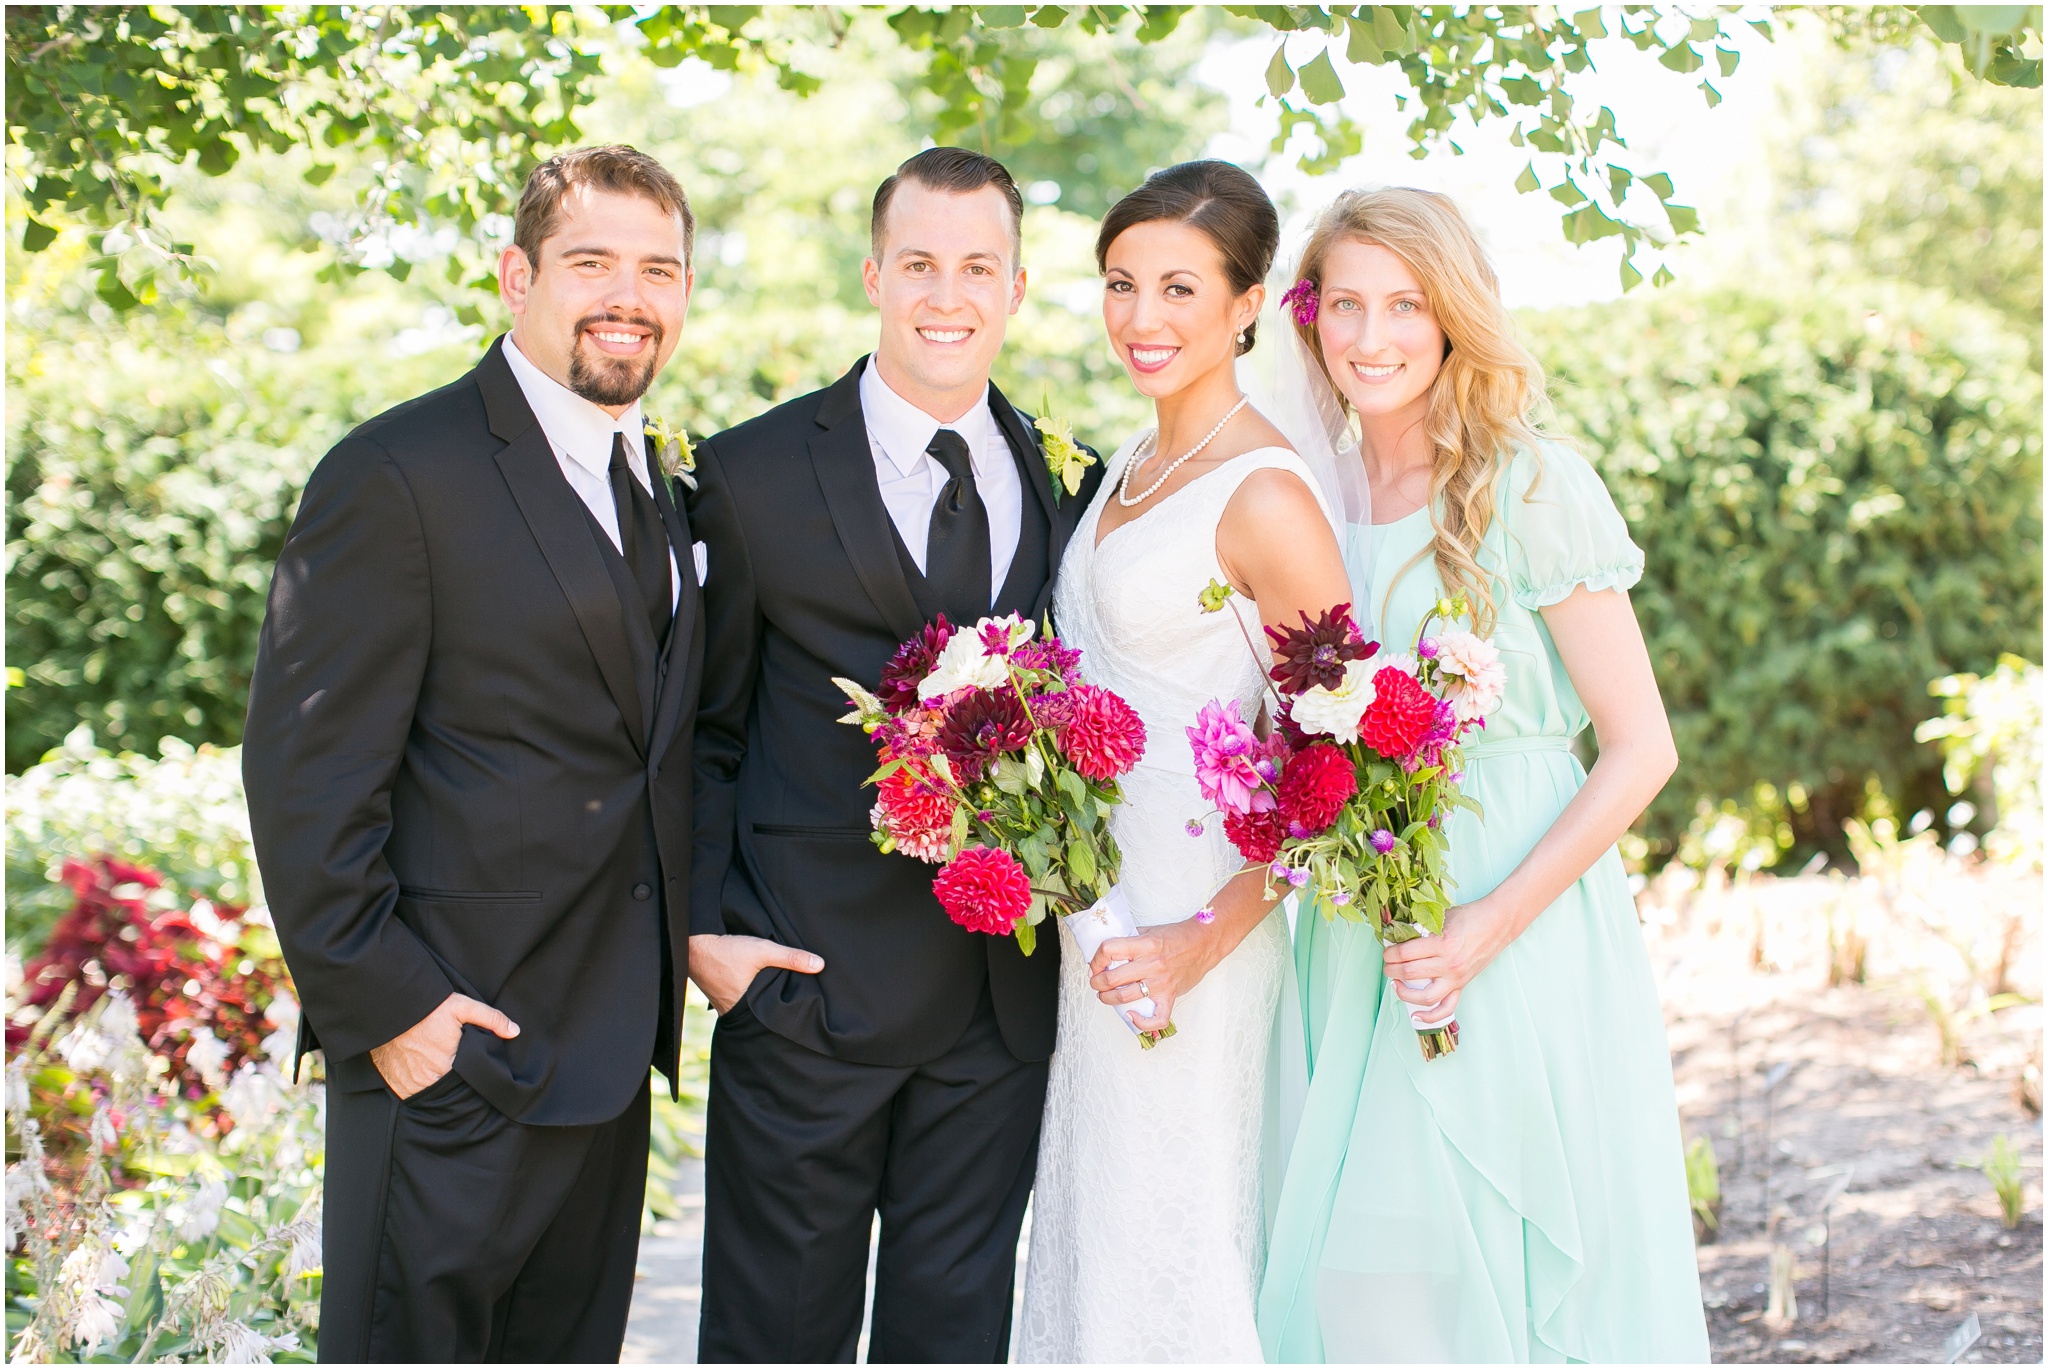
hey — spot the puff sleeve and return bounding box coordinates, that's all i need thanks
[1503,442,1646,610]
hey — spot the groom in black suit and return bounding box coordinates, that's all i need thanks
[689,147,1101,1361]
[244,146,703,1361]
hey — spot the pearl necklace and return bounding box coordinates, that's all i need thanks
[1117,396,1251,507]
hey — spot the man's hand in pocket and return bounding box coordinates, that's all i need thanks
[687,935,824,1014]
[369,993,521,1099]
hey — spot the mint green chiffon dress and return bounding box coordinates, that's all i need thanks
[1258,443,1708,1363]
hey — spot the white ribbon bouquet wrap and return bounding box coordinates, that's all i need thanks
[1393,924,1458,1033]
[1064,886,1175,1046]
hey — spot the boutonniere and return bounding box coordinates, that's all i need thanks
[644,414,697,490]
[1033,395,1094,502]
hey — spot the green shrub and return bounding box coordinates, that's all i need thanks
[1529,286,2043,864]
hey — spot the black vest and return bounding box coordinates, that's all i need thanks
[888,429,1052,626]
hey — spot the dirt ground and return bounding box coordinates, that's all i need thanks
[1646,863,2043,1364]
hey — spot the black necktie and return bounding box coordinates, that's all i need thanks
[923,428,991,624]
[608,432,673,648]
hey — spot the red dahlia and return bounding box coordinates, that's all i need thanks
[878,616,954,713]
[1266,604,1374,696]
[878,762,954,832]
[933,846,1033,936]
[1057,685,1147,782]
[1222,807,1286,863]
[1276,743,1357,834]
[937,688,1034,780]
[1359,666,1438,759]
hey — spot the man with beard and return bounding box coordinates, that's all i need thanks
[244,146,706,1362]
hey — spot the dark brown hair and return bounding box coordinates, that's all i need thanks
[870,146,1025,265]
[1095,160,1278,355]
[513,145,695,269]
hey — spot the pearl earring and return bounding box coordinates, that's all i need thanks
[1236,328,1246,346]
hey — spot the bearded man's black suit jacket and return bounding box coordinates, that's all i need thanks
[243,335,704,1361]
[689,357,1101,1362]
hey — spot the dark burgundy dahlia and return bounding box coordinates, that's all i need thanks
[1266,604,1375,696]
[937,687,1034,780]
[878,615,954,712]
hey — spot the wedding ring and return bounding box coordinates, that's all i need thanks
[1136,980,1150,998]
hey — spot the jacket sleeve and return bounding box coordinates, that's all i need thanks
[686,437,765,937]
[242,436,455,1062]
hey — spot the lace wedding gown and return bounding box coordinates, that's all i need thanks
[1019,437,1328,1363]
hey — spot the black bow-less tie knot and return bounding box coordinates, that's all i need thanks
[923,428,991,625]
[608,431,673,648]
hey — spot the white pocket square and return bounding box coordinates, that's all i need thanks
[693,541,708,586]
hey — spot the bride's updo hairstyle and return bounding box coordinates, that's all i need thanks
[1096,160,1279,356]
[1290,187,1550,633]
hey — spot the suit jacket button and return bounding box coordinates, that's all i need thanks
[632,883,653,901]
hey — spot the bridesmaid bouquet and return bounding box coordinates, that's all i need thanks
[1187,588,1504,1059]
[835,614,1174,1046]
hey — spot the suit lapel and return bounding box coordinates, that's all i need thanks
[645,452,698,767]
[478,338,649,756]
[988,383,1066,565]
[811,359,927,643]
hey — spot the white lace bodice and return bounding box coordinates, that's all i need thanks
[1019,437,1333,1364]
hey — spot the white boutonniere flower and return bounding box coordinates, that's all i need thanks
[644,414,696,490]
[1033,396,1094,502]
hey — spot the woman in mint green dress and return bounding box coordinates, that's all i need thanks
[1256,188,1708,1361]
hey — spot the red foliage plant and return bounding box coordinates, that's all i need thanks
[10,857,291,1101]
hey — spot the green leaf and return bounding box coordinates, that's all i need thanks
[1608,166,1633,202]
[1265,43,1295,98]
[1514,162,1540,194]
[1651,263,1675,287]
[1658,43,1704,74]
[1715,46,1740,77]
[95,269,139,311]
[1665,202,1700,235]
[20,217,57,253]
[1067,835,1097,886]
[1372,6,1410,55]
[1642,171,1676,201]
[978,6,1030,26]
[1298,49,1346,105]
[1571,8,1606,39]
[1057,768,1088,810]
[303,162,337,186]
[1015,918,1037,956]
[1548,178,1587,207]
[1619,254,1643,292]
[1701,80,1722,109]
[1344,15,1381,62]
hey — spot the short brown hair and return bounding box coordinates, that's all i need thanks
[1095,160,1278,355]
[870,147,1024,265]
[513,145,695,268]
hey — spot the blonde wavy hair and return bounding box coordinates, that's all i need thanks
[1291,187,1551,635]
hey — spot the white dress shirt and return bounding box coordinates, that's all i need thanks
[859,360,1022,601]
[503,335,681,609]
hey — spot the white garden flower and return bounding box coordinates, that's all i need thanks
[220,1063,282,1127]
[282,1214,322,1281]
[1434,629,1506,721]
[69,1290,124,1352]
[217,1320,293,1364]
[916,618,1022,700]
[1289,659,1378,745]
[177,1176,228,1240]
[185,1027,231,1089]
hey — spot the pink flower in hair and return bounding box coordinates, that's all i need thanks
[1281,278,1320,328]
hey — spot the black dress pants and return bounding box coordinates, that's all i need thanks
[319,1059,651,1363]
[697,987,1049,1363]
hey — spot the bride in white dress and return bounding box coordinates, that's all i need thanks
[1019,162,1355,1363]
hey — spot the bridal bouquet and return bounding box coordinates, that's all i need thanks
[1188,589,1503,1059]
[835,613,1174,1044]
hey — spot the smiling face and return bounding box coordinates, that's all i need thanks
[1101,219,1262,400]
[863,181,1024,421]
[1313,237,1445,422]
[499,183,693,415]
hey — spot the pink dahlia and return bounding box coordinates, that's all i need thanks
[878,616,954,713]
[1276,743,1357,835]
[1222,807,1285,863]
[933,846,1033,936]
[874,765,955,863]
[1187,699,1275,816]
[1058,684,1147,781]
[1011,636,1083,676]
[1359,666,1438,760]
